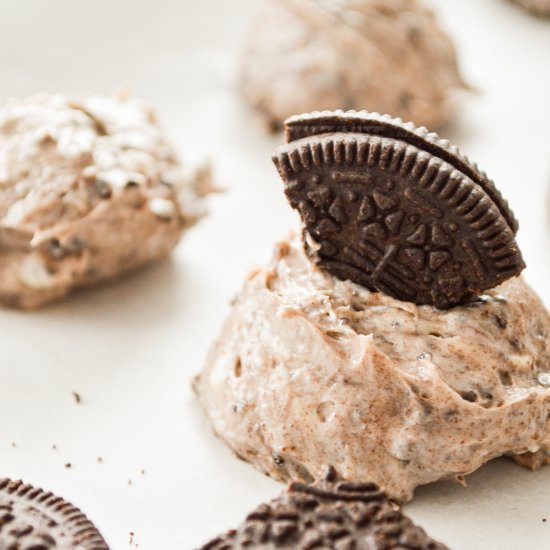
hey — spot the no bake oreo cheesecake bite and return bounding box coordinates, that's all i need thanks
[195,111,550,502]
[0,93,212,308]
[239,0,468,131]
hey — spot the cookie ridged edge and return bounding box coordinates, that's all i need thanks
[284,110,518,234]
[0,478,109,549]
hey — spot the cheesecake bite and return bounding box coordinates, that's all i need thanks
[195,111,550,501]
[0,93,212,308]
[239,0,468,131]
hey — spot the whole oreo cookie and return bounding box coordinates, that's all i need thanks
[0,478,109,549]
[273,110,525,308]
[198,466,449,549]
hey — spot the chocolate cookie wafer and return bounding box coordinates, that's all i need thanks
[0,478,109,549]
[273,111,525,308]
[198,467,449,549]
[284,111,517,233]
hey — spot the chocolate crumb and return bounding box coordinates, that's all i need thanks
[64,463,72,469]
[495,315,508,329]
[460,390,478,403]
[93,179,112,199]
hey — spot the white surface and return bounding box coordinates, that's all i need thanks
[0,0,549,548]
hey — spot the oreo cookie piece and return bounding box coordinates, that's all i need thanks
[284,110,518,233]
[198,467,449,549]
[273,110,525,308]
[0,478,109,549]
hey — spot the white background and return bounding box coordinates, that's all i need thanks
[0,1,549,548]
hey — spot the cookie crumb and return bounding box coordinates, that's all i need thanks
[64,463,72,469]
[72,391,81,404]
[11,442,16,448]
[128,479,132,485]
[97,456,103,464]
[52,444,57,450]
[140,469,145,475]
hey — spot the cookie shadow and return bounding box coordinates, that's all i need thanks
[37,258,185,325]
[411,456,549,502]
[403,457,550,548]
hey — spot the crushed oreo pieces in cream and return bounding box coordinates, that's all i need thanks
[0,92,214,308]
[195,236,550,501]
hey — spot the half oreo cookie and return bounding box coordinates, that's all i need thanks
[198,466,449,549]
[0,478,109,549]
[273,110,524,308]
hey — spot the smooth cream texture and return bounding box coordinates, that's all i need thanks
[240,0,468,130]
[196,236,550,501]
[0,93,211,307]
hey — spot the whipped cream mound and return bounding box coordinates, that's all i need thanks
[239,0,468,131]
[195,236,550,501]
[0,93,213,308]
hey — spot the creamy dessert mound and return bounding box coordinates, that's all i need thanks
[0,93,212,308]
[239,0,468,131]
[195,236,550,501]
